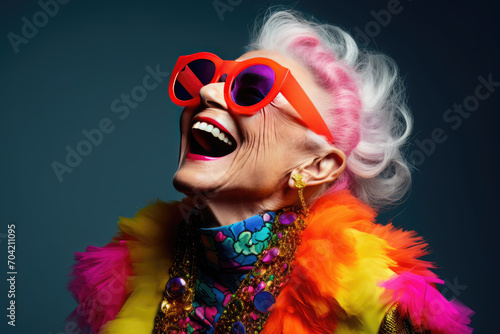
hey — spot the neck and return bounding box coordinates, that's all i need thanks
[199,192,296,227]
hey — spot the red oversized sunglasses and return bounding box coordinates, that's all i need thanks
[168,52,333,142]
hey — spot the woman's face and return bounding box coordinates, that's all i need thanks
[173,50,334,211]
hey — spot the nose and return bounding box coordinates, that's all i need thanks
[199,82,228,110]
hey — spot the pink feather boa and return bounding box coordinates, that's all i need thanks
[381,272,474,334]
[67,240,132,333]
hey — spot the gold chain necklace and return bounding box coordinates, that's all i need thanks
[153,206,307,334]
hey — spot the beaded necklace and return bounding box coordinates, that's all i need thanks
[153,206,306,334]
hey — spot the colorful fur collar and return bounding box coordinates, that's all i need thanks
[67,191,473,333]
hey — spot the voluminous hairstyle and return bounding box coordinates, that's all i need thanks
[247,10,413,209]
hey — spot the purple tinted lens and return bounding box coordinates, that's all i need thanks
[174,59,216,101]
[231,65,275,107]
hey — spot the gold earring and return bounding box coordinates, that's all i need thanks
[292,174,309,216]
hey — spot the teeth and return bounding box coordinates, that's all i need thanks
[192,121,233,146]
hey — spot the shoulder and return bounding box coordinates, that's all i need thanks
[66,199,192,333]
[263,190,473,334]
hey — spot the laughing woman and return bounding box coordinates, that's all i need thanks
[68,10,473,334]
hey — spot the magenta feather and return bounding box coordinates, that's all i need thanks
[381,272,474,334]
[67,240,132,333]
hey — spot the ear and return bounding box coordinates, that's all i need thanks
[288,147,346,189]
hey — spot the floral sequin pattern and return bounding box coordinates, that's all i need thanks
[185,212,275,333]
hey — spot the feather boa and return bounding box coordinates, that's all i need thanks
[67,191,473,333]
[380,272,473,334]
[66,241,132,333]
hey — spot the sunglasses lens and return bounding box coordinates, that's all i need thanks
[174,59,216,101]
[231,65,275,107]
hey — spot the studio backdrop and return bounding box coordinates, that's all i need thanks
[1,0,498,333]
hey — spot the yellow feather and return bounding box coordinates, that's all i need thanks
[334,229,396,333]
[100,200,188,334]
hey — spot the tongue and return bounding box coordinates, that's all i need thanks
[193,130,215,153]
[191,129,236,157]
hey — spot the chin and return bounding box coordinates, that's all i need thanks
[172,167,223,199]
[172,169,206,196]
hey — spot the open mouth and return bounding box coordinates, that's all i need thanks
[188,120,237,158]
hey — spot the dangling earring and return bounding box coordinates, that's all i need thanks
[292,174,309,216]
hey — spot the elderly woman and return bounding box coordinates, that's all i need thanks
[68,10,473,334]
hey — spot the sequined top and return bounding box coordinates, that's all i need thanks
[378,303,430,334]
[185,212,275,333]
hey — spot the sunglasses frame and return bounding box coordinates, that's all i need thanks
[168,52,333,142]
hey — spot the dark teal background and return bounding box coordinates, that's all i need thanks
[1,0,498,333]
